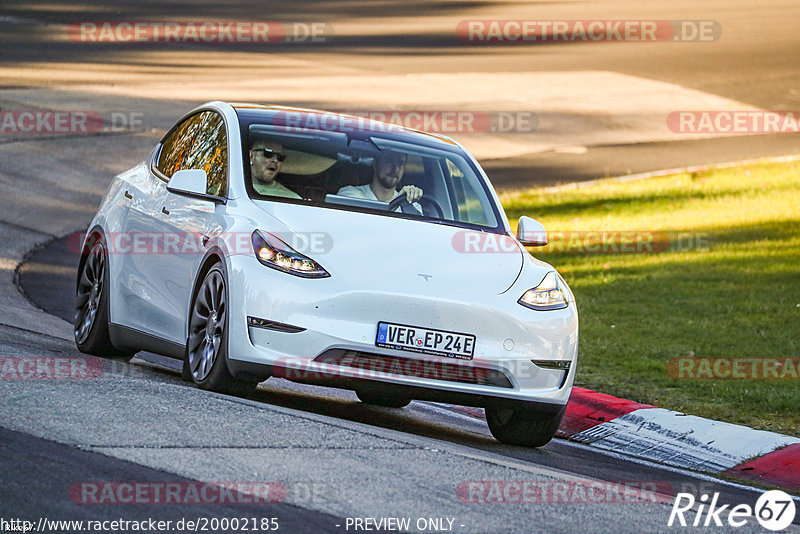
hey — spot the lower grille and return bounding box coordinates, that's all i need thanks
[313,350,513,389]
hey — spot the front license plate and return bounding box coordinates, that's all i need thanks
[375,322,475,360]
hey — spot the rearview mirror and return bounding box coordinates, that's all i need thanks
[517,216,548,246]
[166,169,224,203]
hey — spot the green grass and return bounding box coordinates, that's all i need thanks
[500,160,800,436]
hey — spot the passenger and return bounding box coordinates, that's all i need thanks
[249,140,300,199]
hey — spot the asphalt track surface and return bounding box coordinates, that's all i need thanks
[0,427,346,531]
[2,1,800,532]
[12,235,799,532]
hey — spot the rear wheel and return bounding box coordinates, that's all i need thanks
[356,389,411,408]
[74,239,132,360]
[186,263,257,397]
[485,403,565,447]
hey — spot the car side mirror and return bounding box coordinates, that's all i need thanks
[166,169,224,203]
[517,216,548,246]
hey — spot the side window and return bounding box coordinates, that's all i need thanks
[446,158,489,226]
[157,114,202,179]
[157,111,228,196]
[184,112,228,197]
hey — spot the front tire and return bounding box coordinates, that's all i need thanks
[485,402,566,447]
[186,263,257,397]
[74,239,132,360]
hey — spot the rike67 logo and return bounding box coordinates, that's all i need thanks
[668,490,796,531]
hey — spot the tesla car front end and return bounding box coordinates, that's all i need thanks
[224,106,578,446]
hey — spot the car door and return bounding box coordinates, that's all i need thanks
[115,112,205,340]
[154,111,229,344]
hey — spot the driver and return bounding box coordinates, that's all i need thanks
[337,149,423,213]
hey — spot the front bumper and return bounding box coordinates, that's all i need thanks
[227,255,578,407]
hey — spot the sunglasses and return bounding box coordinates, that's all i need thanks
[252,148,287,161]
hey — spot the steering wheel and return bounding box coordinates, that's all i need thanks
[388,194,444,219]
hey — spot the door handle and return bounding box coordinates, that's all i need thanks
[124,190,132,199]
[161,207,170,215]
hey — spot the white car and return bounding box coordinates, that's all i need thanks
[74,101,578,447]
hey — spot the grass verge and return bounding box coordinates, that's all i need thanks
[500,159,800,436]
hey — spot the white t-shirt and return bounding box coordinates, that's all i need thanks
[337,184,422,213]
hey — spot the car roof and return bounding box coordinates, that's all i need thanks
[230,103,460,147]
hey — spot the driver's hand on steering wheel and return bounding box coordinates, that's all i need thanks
[398,185,423,203]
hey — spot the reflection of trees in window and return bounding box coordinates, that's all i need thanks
[183,113,227,196]
[157,111,227,196]
[158,115,202,178]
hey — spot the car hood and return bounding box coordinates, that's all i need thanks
[252,201,524,296]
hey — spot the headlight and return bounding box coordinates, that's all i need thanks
[251,230,330,278]
[518,271,568,311]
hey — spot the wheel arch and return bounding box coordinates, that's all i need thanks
[186,247,228,341]
[75,226,106,290]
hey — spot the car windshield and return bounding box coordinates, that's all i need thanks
[240,118,502,232]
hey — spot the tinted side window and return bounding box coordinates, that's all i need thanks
[157,113,202,179]
[446,158,489,226]
[157,111,228,196]
[184,112,227,197]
